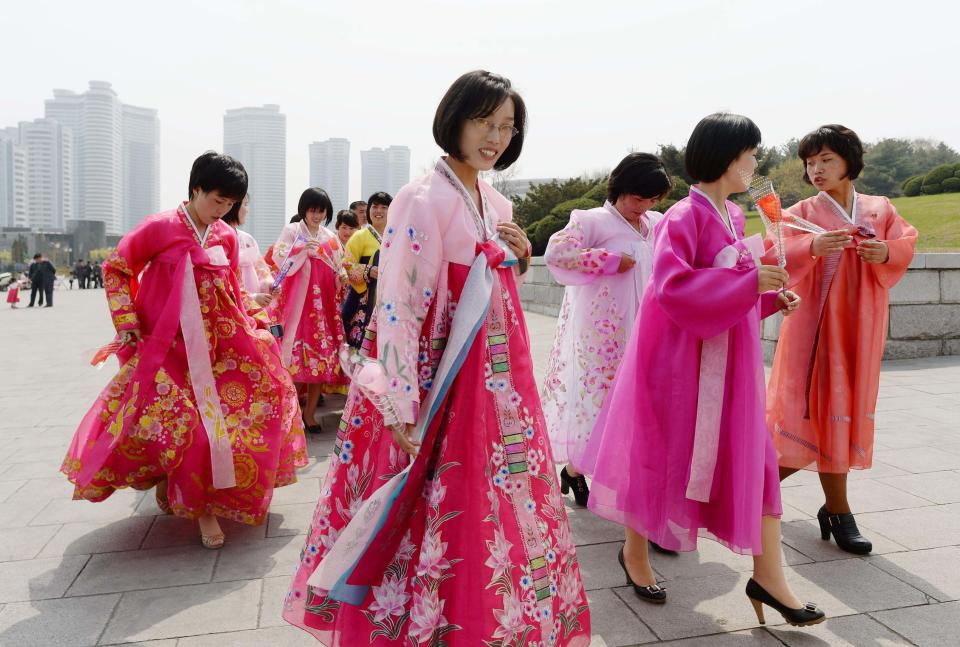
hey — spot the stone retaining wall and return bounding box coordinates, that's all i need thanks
[518,254,960,361]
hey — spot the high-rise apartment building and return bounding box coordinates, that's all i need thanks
[309,138,349,213]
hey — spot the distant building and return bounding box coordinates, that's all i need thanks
[0,127,28,228]
[361,145,410,199]
[122,104,160,230]
[309,138,350,213]
[17,119,73,231]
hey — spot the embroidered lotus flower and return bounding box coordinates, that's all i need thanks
[368,575,410,622]
[395,530,416,562]
[558,568,582,615]
[484,527,513,581]
[409,588,447,643]
[425,480,447,509]
[492,592,527,641]
[416,531,451,579]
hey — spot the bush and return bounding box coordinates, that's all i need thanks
[924,164,956,186]
[580,180,608,202]
[902,175,924,197]
[922,182,943,195]
[941,177,960,193]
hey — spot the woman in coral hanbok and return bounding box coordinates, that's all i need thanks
[283,70,591,646]
[767,125,917,554]
[62,152,307,548]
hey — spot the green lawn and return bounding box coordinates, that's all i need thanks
[744,192,960,251]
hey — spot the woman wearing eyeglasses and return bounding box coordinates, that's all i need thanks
[283,70,590,646]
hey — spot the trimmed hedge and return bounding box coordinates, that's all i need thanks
[922,182,943,195]
[902,175,924,197]
[925,164,956,186]
[942,177,960,193]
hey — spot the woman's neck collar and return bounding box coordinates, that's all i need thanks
[184,201,208,236]
[695,181,731,213]
[443,155,480,191]
[825,181,855,213]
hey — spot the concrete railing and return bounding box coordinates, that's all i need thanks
[518,254,960,361]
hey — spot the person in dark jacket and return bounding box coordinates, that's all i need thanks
[28,254,44,307]
[36,254,56,307]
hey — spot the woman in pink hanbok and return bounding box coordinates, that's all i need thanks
[284,70,591,646]
[581,114,826,626]
[270,188,349,433]
[62,152,307,548]
[223,194,275,307]
[541,152,671,507]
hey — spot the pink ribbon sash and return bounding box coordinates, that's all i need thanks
[686,234,764,503]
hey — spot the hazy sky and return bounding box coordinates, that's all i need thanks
[3,0,957,215]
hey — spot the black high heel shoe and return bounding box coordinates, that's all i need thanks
[302,412,323,434]
[649,540,679,556]
[559,466,590,507]
[745,578,825,627]
[618,546,666,604]
[817,505,872,554]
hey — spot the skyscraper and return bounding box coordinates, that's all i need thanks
[361,145,411,199]
[17,119,73,231]
[309,138,349,213]
[122,104,160,230]
[0,128,28,228]
[224,104,286,249]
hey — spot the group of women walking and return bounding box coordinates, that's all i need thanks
[60,69,916,645]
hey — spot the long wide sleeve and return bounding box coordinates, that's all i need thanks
[544,212,621,286]
[344,231,372,294]
[376,190,443,426]
[103,217,164,334]
[870,199,918,289]
[654,210,760,339]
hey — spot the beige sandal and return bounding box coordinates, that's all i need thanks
[201,532,226,550]
[155,480,172,515]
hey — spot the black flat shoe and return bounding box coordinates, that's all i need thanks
[302,413,322,434]
[817,505,872,554]
[745,578,825,627]
[649,540,679,556]
[618,545,666,604]
[559,466,589,507]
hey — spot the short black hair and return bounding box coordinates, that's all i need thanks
[349,200,367,211]
[685,113,762,183]
[335,209,359,229]
[797,124,864,183]
[607,152,673,203]
[432,70,527,171]
[33,253,41,259]
[222,193,249,225]
[367,191,393,211]
[291,187,333,223]
[187,151,248,202]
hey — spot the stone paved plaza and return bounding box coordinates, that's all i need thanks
[1,289,959,646]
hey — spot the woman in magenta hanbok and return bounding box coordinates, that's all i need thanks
[541,152,671,507]
[62,152,307,548]
[269,188,349,432]
[581,114,826,626]
[284,70,591,646]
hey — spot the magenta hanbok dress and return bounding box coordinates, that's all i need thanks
[541,202,662,468]
[283,159,590,646]
[269,222,348,389]
[62,204,308,524]
[580,187,783,555]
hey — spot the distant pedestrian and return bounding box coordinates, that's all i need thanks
[6,274,22,308]
[37,254,56,307]
[28,253,44,307]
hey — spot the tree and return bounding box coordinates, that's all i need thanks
[512,176,599,228]
[656,144,689,183]
[902,175,924,197]
[768,158,817,207]
[10,235,27,264]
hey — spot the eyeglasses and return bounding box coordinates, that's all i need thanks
[471,118,519,139]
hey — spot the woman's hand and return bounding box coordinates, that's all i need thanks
[617,254,636,273]
[811,230,854,256]
[778,290,801,315]
[368,266,379,280]
[254,293,272,307]
[497,222,531,260]
[857,240,889,264]
[121,329,142,346]
[393,423,420,457]
[758,265,789,293]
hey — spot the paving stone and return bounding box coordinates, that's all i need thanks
[873,446,960,473]
[100,641,178,647]
[0,554,89,602]
[872,426,959,450]
[781,519,909,561]
[0,592,119,647]
[38,516,154,557]
[265,502,316,537]
[877,470,960,504]
[868,546,960,602]
[781,480,932,516]
[566,505,629,546]
[100,580,262,643]
[0,461,63,482]
[767,612,914,646]
[650,538,811,582]
[140,514,265,549]
[176,625,319,646]
[67,545,217,596]
[30,490,144,526]
[654,629,782,645]
[0,479,25,502]
[857,504,960,550]
[2,477,77,507]
[268,476,320,506]
[585,587,657,646]
[258,575,290,628]
[0,525,60,562]
[788,558,928,615]
[213,535,304,582]
[871,601,960,647]
[0,498,41,528]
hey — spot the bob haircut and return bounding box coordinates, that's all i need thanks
[797,124,864,183]
[290,187,333,223]
[187,151,248,202]
[608,152,673,203]
[221,193,249,225]
[367,191,393,210]
[684,113,762,183]
[432,70,527,171]
[349,200,367,211]
[335,209,359,229]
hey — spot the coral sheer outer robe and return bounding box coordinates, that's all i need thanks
[765,192,917,472]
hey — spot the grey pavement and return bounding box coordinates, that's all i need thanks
[1,289,958,646]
